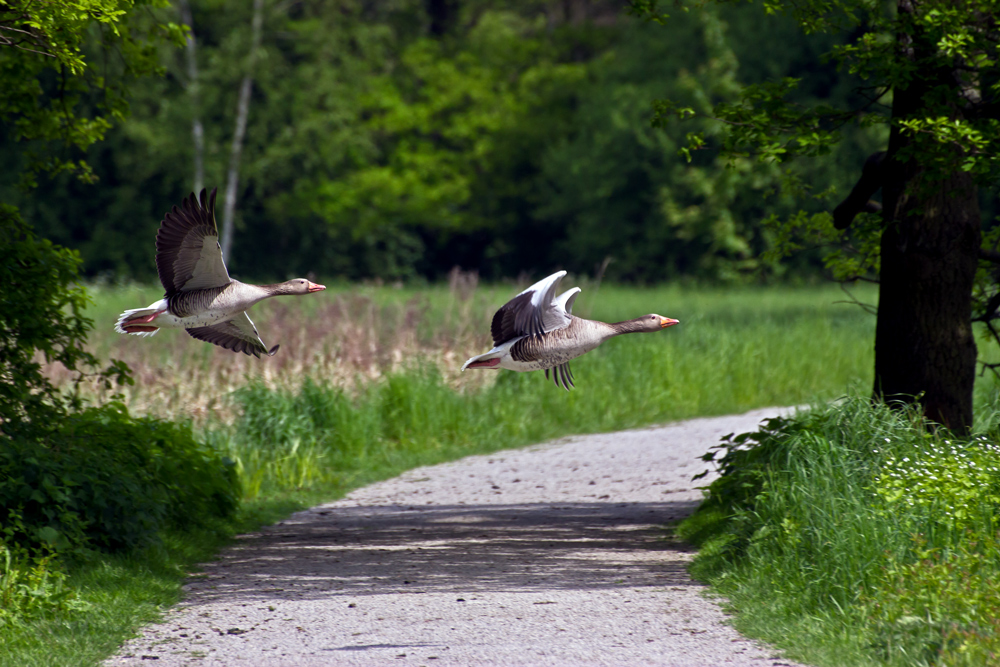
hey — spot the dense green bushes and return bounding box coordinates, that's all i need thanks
[1,404,238,556]
[1,212,241,633]
[681,397,1000,666]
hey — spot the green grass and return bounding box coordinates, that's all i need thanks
[680,394,1000,667]
[205,282,882,501]
[7,281,887,666]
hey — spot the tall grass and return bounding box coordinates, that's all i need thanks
[680,395,1000,667]
[197,281,881,501]
[63,276,879,425]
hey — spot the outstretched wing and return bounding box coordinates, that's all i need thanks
[185,312,278,358]
[490,271,576,346]
[156,188,231,295]
[544,362,575,391]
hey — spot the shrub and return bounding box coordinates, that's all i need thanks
[0,403,239,555]
[679,396,1000,666]
[0,207,130,436]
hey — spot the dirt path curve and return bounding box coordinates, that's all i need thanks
[109,408,808,667]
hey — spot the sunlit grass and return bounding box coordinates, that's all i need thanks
[678,394,1000,667]
[65,276,880,424]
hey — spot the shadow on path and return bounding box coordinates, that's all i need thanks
[188,500,702,605]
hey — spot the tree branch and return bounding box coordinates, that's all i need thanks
[832,151,886,230]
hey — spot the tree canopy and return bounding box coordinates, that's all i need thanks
[633,0,1000,431]
[2,0,882,284]
[0,0,175,438]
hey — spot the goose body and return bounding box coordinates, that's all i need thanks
[115,188,325,357]
[462,271,678,389]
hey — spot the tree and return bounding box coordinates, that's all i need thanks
[0,0,178,434]
[0,0,181,187]
[635,0,1000,433]
[219,0,265,266]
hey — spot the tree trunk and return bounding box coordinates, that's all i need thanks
[873,1,981,433]
[875,171,980,432]
[220,0,265,266]
[178,0,203,194]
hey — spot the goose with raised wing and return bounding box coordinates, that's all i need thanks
[461,271,678,389]
[115,188,325,357]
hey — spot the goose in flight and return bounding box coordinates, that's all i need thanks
[462,271,678,389]
[115,188,325,357]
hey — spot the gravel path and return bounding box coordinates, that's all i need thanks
[109,408,807,667]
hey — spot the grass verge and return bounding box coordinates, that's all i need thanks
[680,393,1000,667]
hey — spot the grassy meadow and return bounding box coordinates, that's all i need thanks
[0,278,885,667]
[19,276,1000,667]
[70,275,879,425]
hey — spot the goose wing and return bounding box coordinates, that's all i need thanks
[156,188,231,295]
[490,271,576,346]
[185,312,278,358]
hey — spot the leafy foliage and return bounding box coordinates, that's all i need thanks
[0,403,239,555]
[0,206,131,435]
[4,1,879,283]
[868,532,1000,666]
[0,546,85,629]
[0,0,184,187]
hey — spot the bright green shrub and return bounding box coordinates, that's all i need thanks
[0,403,239,555]
[874,436,1000,529]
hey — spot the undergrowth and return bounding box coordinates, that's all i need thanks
[680,395,1000,667]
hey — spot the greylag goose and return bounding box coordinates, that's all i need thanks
[115,188,325,357]
[461,271,678,389]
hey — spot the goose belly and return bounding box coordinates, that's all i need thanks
[149,303,238,330]
[497,336,601,372]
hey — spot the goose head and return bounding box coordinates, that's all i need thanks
[276,279,326,295]
[638,314,679,332]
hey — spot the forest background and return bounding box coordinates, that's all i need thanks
[1,0,951,285]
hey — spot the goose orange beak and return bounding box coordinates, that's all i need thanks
[660,317,679,328]
[307,282,326,293]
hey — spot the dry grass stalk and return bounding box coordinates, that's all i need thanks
[44,271,504,424]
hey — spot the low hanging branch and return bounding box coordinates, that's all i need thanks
[832,151,886,230]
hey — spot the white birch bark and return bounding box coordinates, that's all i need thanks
[220,0,265,265]
[178,0,204,195]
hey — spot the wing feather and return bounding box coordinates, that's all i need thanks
[156,188,231,295]
[544,362,575,391]
[489,271,575,346]
[185,312,277,358]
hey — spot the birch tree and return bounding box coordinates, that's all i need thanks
[220,0,265,266]
[178,0,204,194]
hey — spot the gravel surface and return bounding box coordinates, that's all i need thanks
[108,408,808,667]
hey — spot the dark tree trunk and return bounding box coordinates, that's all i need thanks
[873,1,982,433]
[875,169,980,432]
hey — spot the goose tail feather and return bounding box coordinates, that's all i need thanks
[115,307,163,337]
[462,351,502,371]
